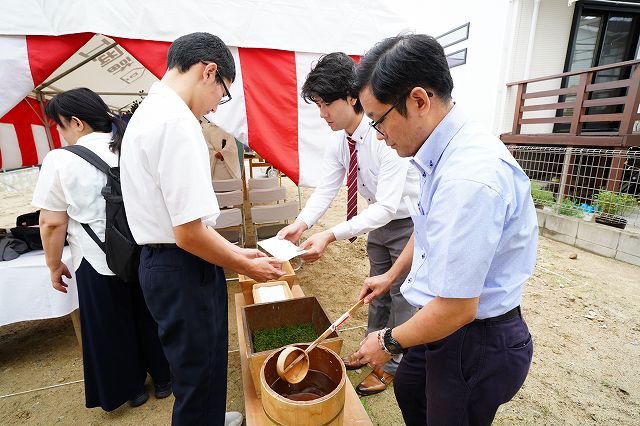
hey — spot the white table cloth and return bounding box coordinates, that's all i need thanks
[0,246,78,326]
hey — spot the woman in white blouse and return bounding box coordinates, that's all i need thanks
[33,88,171,412]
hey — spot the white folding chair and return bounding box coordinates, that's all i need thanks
[213,188,245,245]
[251,201,299,241]
[248,176,279,191]
[216,189,243,208]
[213,178,243,192]
[248,186,287,204]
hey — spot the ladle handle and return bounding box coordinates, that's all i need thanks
[281,299,366,376]
[304,299,365,355]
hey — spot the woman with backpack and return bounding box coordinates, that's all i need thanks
[32,88,171,412]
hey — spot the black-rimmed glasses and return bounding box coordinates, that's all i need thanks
[370,103,397,136]
[369,91,433,136]
[201,61,232,105]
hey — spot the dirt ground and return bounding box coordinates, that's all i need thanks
[1,177,639,425]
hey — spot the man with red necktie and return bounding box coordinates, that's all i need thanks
[278,52,419,396]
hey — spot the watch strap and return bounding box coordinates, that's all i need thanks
[384,327,403,355]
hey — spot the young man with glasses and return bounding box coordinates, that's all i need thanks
[278,52,419,396]
[121,32,283,426]
[353,34,536,425]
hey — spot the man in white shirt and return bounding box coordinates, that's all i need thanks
[121,33,282,426]
[278,52,420,396]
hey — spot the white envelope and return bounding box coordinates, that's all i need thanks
[258,236,307,261]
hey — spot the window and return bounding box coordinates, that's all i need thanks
[555,3,640,132]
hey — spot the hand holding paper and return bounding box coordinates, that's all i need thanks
[258,236,307,261]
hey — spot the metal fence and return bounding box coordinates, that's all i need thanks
[509,146,640,231]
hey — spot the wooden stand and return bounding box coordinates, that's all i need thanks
[235,287,372,425]
[242,296,343,396]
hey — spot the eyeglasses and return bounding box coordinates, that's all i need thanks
[369,103,397,136]
[201,61,232,105]
[369,91,433,136]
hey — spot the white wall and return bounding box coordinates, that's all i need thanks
[499,0,575,135]
[406,0,575,137]
[409,0,512,129]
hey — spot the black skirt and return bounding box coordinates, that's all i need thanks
[75,258,169,411]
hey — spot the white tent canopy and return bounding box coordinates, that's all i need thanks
[1,0,518,185]
[0,0,419,55]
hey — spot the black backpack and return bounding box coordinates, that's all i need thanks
[10,210,43,251]
[62,145,140,282]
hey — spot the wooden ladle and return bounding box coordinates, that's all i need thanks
[276,299,365,384]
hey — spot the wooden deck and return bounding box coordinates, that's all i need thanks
[500,59,640,149]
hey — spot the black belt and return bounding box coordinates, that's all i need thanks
[474,306,521,324]
[145,243,179,249]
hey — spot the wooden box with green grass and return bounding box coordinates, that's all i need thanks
[241,296,343,396]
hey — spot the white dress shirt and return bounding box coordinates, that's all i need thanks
[297,115,420,241]
[32,132,117,275]
[121,82,219,244]
[401,104,538,319]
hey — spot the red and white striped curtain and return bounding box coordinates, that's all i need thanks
[0,34,354,187]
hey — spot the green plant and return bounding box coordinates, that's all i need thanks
[558,199,583,217]
[592,190,638,217]
[252,323,317,353]
[531,181,555,206]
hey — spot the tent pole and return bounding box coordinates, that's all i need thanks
[35,91,55,152]
[35,42,118,91]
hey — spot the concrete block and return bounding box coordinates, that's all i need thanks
[615,251,640,267]
[576,222,620,250]
[542,228,576,246]
[617,232,640,257]
[536,210,547,230]
[544,214,579,239]
[575,238,617,258]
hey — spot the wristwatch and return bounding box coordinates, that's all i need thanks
[383,328,403,355]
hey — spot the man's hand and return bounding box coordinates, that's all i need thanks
[244,257,284,282]
[354,331,392,370]
[277,220,308,243]
[234,247,267,259]
[359,272,393,304]
[299,230,335,262]
[49,263,71,293]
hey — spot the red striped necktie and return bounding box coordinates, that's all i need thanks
[346,136,358,243]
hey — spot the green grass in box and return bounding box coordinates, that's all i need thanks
[252,323,318,353]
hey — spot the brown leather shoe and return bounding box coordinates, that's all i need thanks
[355,367,394,396]
[342,352,367,370]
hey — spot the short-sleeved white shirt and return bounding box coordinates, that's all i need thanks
[120,82,219,244]
[32,132,117,275]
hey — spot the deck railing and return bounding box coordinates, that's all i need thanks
[502,59,640,147]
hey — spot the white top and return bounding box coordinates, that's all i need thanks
[32,132,116,275]
[297,115,420,241]
[121,82,219,244]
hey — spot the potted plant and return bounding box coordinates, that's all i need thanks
[531,181,555,209]
[558,199,583,218]
[592,190,638,229]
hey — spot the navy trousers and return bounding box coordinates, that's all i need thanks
[139,246,228,426]
[75,258,170,412]
[394,313,533,426]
